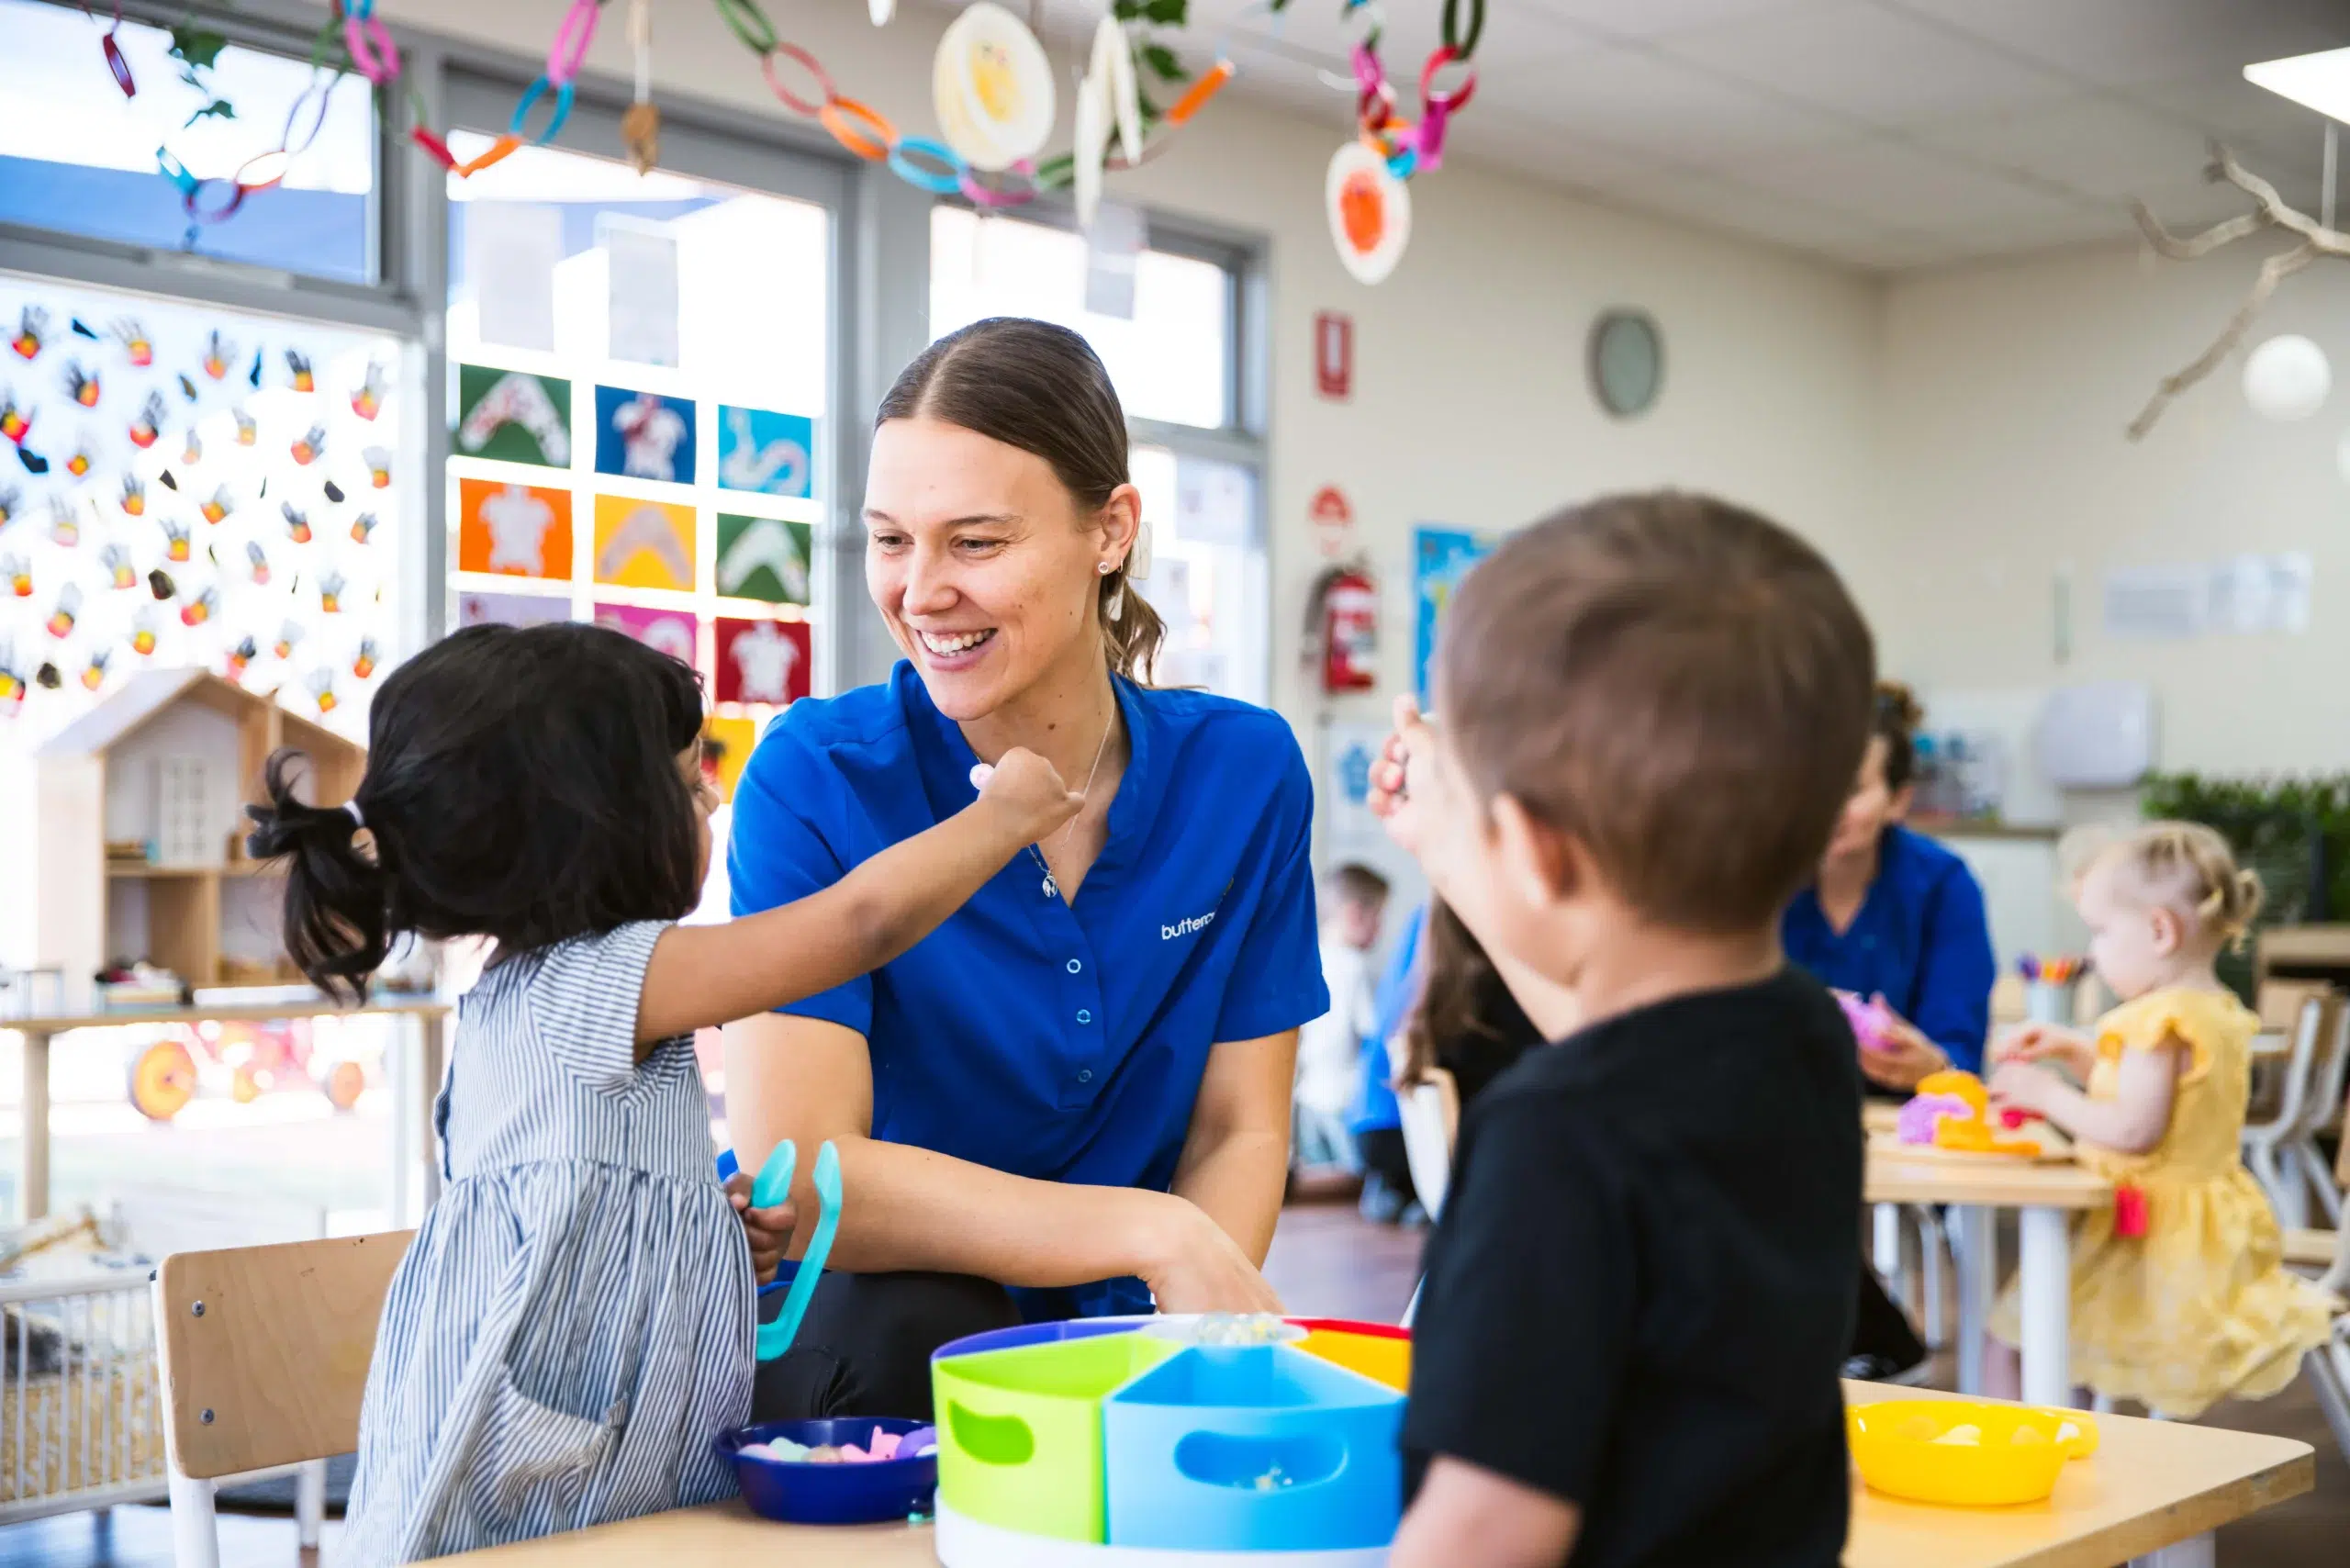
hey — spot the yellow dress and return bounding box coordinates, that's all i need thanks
[1988,985,2341,1418]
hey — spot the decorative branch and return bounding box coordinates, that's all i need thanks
[2126,143,2350,441]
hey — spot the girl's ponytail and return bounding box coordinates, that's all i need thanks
[243,749,388,1003]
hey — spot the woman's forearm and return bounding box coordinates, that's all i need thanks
[811,1134,1184,1284]
[1170,1126,1288,1267]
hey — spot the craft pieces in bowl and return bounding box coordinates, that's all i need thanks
[934,1330,1180,1542]
[716,1417,939,1524]
[1848,1400,2098,1507]
[1102,1344,1404,1551]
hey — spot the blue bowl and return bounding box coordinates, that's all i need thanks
[931,1316,1147,1362]
[717,1417,939,1525]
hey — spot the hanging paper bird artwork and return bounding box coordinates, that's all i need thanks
[224,634,255,680]
[0,668,21,714]
[61,363,98,409]
[318,570,346,614]
[36,660,60,690]
[99,543,135,589]
[352,637,378,680]
[47,497,78,547]
[79,647,108,690]
[46,581,81,637]
[364,447,392,488]
[322,477,344,504]
[308,667,337,713]
[178,583,218,626]
[181,428,201,466]
[0,487,16,527]
[2,554,28,596]
[282,502,311,544]
[69,319,96,341]
[284,349,313,394]
[129,609,157,657]
[232,408,256,446]
[118,474,145,518]
[11,308,45,361]
[128,391,164,449]
[2,392,33,445]
[274,621,304,661]
[351,361,386,420]
[290,425,325,465]
[63,444,92,478]
[200,487,232,525]
[161,518,189,563]
[202,331,232,380]
[148,567,174,600]
[349,510,377,544]
[176,373,197,403]
[245,541,271,585]
[111,319,153,367]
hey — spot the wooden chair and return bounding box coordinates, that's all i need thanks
[2243,981,2338,1229]
[2288,998,2350,1227]
[154,1231,414,1568]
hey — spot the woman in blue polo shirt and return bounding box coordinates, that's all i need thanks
[1784,683,1997,1088]
[722,319,1326,1420]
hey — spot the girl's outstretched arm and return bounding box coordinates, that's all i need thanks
[1989,1035,2181,1156]
[632,749,1079,1046]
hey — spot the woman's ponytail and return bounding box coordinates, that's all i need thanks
[243,749,389,1003]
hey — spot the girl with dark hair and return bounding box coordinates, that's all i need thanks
[1784,680,1997,1086]
[249,622,1080,1561]
[724,319,1326,1420]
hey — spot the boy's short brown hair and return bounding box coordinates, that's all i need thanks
[1326,862,1391,910]
[1438,490,1874,934]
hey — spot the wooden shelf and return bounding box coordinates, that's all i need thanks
[106,862,280,879]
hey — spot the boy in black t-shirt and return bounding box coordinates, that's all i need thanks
[1370,492,1873,1568]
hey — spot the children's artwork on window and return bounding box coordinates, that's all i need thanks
[716,406,814,498]
[592,495,696,591]
[453,365,571,467]
[715,616,810,707]
[594,386,696,486]
[0,278,403,745]
[458,478,572,579]
[458,588,571,631]
[595,601,699,666]
[714,512,811,605]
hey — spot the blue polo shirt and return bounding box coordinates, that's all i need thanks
[1781,825,1996,1073]
[1349,901,1428,1136]
[727,661,1327,1320]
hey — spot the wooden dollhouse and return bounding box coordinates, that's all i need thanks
[28,669,364,1004]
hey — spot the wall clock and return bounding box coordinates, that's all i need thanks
[1588,308,1662,419]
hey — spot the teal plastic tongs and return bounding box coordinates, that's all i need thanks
[718,1137,843,1361]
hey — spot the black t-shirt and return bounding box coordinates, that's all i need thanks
[1403,968,1862,1568]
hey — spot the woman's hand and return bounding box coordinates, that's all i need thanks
[1857,1011,1950,1092]
[973,747,1085,844]
[725,1171,797,1286]
[1136,1193,1285,1316]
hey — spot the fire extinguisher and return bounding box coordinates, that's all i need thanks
[1305,563,1379,693]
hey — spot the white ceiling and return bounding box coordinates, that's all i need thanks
[1036,0,2350,272]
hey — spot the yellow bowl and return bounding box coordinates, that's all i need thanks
[1848,1400,2098,1507]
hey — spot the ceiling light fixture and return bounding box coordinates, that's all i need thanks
[2244,46,2350,123]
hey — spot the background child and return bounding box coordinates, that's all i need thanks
[248,622,1079,1563]
[1986,822,2340,1417]
[1372,491,1875,1568]
[1292,863,1389,1173]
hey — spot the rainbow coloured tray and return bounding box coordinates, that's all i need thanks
[930,1316,1410,1564]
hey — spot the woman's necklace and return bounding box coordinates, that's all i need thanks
[1026,700,1117,902]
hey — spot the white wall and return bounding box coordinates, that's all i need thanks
[1879,241,2350,775]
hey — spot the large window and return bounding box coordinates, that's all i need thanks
[0,0,379,285]
[929,206,1265,703]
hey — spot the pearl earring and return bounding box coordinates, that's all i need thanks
[1098,561,1113,575]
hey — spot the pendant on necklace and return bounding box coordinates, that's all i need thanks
[1042,872,1059,899]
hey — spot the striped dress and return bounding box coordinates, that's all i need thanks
[342,922,753,1563]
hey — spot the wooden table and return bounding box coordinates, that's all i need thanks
[0,998,450,1226]
[1866,1146,2111,1407]
[425,1384,2312,1568]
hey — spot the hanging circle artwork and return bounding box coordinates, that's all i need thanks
[2242,334,2331,422]
[1326,141,1411,286]
[933,2,1055,173]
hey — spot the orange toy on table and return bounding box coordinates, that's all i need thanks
[1897,1070,2048,1157]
